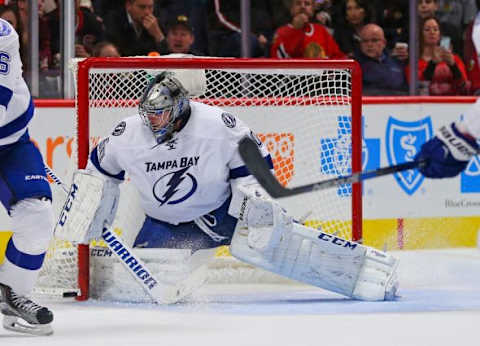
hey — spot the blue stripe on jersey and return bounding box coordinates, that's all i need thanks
[229,154,274,179]
[90,146,126,181]
[0,129,28,151]
[5,238,45,270]
[0,97,34,139]
[0,85,13,108]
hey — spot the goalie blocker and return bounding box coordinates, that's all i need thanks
[228,183,399,301]
[55,170,120,244]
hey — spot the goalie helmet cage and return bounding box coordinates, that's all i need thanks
[50,57,363,301]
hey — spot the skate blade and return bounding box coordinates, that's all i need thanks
[3,315,53,336]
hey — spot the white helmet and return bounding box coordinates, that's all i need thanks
[139,72,190,143]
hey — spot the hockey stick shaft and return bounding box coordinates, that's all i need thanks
[44,165,69,194]
[44,166,184,304]
[238,137,426,198]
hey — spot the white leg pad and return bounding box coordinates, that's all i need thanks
[231,217,399,301]
[174,248,215,300]
[352,248,399,301]
[90,247,215,302]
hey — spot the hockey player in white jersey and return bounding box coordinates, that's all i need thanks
[59,70,399,303]
[415,98,480,178]
[0,19,54,335]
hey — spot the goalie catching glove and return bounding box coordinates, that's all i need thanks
[55,170,120,244]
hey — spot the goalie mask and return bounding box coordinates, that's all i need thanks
[139,72,190,143]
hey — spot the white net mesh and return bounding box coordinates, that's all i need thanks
[34,57,361,300]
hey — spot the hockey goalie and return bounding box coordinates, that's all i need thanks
[56,70,399,303]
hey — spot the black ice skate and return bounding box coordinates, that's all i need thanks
[0,283,53,336]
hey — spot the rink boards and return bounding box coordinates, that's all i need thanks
[0,97,480,255]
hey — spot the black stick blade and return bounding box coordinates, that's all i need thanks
[238,137,289,198]
[238,136,424,199]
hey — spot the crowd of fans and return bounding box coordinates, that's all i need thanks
[0,0,479,97]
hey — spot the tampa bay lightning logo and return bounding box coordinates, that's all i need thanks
[153,166,197,205]
[386,116,432,195]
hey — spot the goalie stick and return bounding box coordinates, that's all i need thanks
[238,137,427,198]
[43,166,200,304]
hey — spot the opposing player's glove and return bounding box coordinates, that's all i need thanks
[415,122,479,178]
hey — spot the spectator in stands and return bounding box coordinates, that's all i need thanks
[381,0,409,50]
[16,0,51,71]
[271,0,296,28]
[42,1,60,68]
[208,1,276,57]
[155,0,209,56]
[104,0,166,56]
[333,0,375,58]
[355,24,408,95]
[158,14,200,55]
[310,0,334,34]
[79,0,93,11]
[436,0,477,34]
[270,0,345,59]
[93,0,120,18]
[418,0,462,59]
[463,0,480,94]
[15,0,63,97]
[92,41,121,57]
[406,16,470,95]
[44,0,104,62]
[74,0,105,58]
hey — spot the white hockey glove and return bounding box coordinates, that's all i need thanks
[55,170,120,244]
[228,181,282,228]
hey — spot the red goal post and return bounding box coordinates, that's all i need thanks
[43,57,363,301]
[76,57,363,222]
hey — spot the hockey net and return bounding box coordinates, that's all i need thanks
[34,57,362,301]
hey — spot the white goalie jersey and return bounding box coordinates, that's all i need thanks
[88,100,271,224]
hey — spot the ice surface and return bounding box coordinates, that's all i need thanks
[1,249,479,346]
